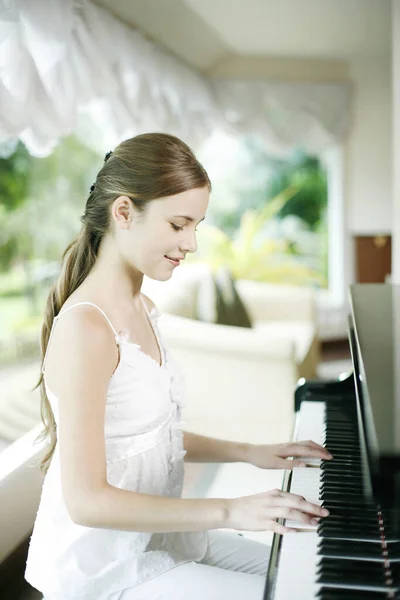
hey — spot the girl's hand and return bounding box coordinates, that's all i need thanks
[246,440,333,470]
[226,488,329,534]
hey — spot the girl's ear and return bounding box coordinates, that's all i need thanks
[112,196,133,229]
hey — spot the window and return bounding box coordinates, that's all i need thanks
[193,130,329,288]
[0,135,101,451]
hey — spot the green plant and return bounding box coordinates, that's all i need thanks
[189,185,323,285]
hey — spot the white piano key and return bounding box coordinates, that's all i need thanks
[294,401,326,466]
[282,402,325,528]
[289,467,321,504]
[295,401,325,441]
[285,467,322,529]
[273,531,320,600]
[272,402,326,597]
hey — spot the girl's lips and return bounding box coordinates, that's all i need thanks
[165,255,180,266]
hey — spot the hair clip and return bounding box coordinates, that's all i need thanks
[104,151,113,162]
[89,183,95,193]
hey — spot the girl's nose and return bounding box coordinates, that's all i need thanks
[180,230,197,254]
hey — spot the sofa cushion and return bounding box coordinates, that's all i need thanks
[215,267,252,328]
[254,321,315,365]
[141,268,200,319]
[196,267,252,328]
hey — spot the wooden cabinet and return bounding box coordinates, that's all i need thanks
[354,235,392,283]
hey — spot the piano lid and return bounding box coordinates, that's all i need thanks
[349,284,400,503]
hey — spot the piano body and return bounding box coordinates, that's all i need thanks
[264,283,400,599]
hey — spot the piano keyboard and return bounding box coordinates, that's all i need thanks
[270,399,400,599]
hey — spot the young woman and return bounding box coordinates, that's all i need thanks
[25,133,331,600]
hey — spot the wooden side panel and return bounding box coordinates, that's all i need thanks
[354,235,392,283]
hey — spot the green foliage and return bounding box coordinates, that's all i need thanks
[188,185,322,286]
[0,141,31,211]
[196,133,328,286]
[0,135,101,272]
[201,135,327,237]
[265,150,327,230]
[234,140,328,230]
[0,142,32,270]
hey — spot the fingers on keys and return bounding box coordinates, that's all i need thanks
[274,490,329,518]
[291,440,333,460]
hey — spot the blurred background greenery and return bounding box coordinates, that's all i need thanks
[0,130,327,364]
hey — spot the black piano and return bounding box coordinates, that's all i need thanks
[264,283,400,599]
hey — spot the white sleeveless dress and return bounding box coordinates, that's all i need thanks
[25,296,208,600]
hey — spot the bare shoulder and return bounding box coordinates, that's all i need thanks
[52,302,117,353]
[44,304,118,395]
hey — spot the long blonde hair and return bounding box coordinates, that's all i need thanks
[34,133,211,475]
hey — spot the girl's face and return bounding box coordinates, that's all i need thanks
[113,186,209,280]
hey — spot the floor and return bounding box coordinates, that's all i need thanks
[5,343,352,600]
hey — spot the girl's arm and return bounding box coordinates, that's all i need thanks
[182,431,251,463]
[75,486,229,531]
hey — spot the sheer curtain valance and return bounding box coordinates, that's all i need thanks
[211,79,352,158]
[0,0,351,156]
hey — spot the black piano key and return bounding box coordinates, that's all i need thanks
[319,527,383,538]
[321,499,376,509]
[320,449,360,457]
[319,517,381,529]
[322,458,362,466]
[320,516,381,527]
[320,506,381,516]
[321,463,362,472]
[320,484,364,494]
[318,527,379,540]
[317,589,394,599]
[321,473,363,480]
[320,494,368,504]
[318,529,386,541]
[316,558,389,587]
[318,539,387,560]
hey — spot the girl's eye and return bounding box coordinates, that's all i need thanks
[170,223,199,232]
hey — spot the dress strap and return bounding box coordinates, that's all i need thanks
[140,294,165,367]
[139,293,150,317]
[41,302,119,375]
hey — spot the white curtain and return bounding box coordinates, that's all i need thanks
[211,79,352,158]
[0,0,351,157]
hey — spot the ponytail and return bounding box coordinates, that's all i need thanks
[33,228,98,475]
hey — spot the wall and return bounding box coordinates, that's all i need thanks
[345,58,392,235]
[392,0,400,283]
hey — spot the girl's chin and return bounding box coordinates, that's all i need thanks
[146,266,174,282]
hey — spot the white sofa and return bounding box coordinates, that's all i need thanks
[142,264,320,444]
[0,424,46,567]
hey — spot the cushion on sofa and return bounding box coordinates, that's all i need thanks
[254,321,313,362]
[196,267,252,328]
[142,270,199,319]
[254,320,318,379]
[214,267,252,328]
